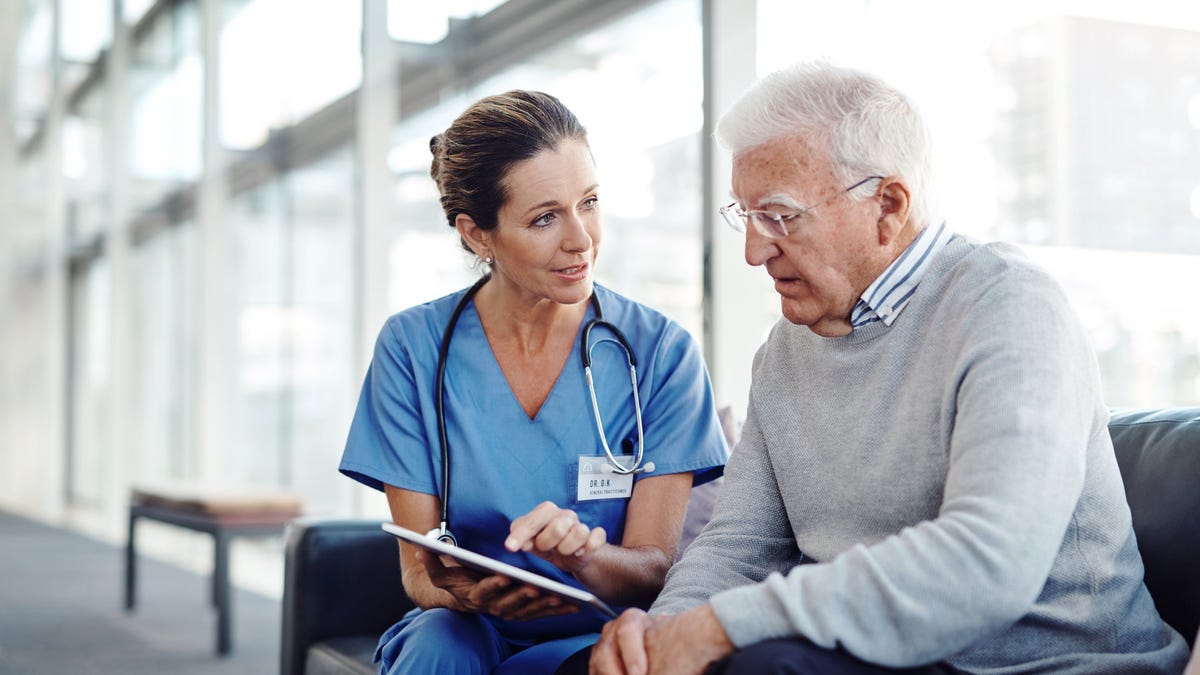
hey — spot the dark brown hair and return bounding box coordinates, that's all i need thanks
[430,90,588,250]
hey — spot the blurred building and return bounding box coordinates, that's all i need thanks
[989,15,1200,411]
[990,15,1200,253]
[1,0,1198,595]
[0,0,765,591]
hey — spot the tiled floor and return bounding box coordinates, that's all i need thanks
[0,509,281,675]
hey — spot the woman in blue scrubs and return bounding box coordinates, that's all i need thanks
[338,90,728,675]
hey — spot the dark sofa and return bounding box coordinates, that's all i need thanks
[281,407,1199,675]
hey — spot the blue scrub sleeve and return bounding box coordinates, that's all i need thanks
[636,322,728,486]
[339,318,439,495]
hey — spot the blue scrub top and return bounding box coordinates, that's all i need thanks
[339,283,728,640]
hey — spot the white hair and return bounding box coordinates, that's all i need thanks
[716,61,939,230]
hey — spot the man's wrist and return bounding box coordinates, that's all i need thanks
[691,603,734,652]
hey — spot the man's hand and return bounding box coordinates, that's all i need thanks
[643,604,735,674]
[591,604,734,675]
[591,608,656,675]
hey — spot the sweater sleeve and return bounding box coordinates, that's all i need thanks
[651,343,802,616]
[707,268,1101,667]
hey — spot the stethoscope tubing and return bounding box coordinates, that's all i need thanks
[433,275,647,543]
[582,320,645,475]
[432,275,489,544]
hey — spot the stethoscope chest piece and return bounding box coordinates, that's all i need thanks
[426,524,457,546]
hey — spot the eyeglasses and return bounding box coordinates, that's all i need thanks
[720,176,884,238]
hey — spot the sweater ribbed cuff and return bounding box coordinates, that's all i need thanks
[709,578,795,648]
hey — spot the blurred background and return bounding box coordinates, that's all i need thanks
[1,0,1198,643]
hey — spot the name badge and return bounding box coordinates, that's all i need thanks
[576,455,635,501]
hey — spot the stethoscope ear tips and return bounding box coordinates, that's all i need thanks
[599,460,656,475]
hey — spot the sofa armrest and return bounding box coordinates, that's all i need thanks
[1109,407,1200,647]
[281,518,415,675]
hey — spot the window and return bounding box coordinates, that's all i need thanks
[11,0,53,144]
[219,0,362,150]
[128,1,202,213]
[755,0,1200,407]
[67,260,110,507]
[386,0,706,335]
[227,147,356,513]
[131,224,197,482]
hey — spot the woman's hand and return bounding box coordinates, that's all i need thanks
[417,549,579,621]
[505,501,607,574]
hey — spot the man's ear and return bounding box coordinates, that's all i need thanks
[876,178,911,246]
[455,214,490,259]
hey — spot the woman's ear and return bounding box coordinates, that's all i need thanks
[876,177,911,246]
[455,214,491,260]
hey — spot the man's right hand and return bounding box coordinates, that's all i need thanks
[591,605,734,675]
[591,608,656,675]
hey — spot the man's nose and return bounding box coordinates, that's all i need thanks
[744,225,778,267]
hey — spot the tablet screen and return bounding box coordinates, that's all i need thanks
[381,522,617,618]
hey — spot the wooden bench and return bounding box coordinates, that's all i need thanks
[124,484,303,656]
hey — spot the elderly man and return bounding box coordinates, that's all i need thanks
[587,62,1189,674]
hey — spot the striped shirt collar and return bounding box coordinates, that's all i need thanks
[850,221,953,329]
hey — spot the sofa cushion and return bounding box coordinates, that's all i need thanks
[131,482,303,517]
[1107,407,1200,646]
[305,636,378,675]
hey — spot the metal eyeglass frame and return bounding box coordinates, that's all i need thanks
[720,175,884,238]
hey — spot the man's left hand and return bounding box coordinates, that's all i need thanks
[643,604,734,674]
[591,604,734,675]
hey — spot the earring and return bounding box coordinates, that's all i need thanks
[484,256,493,264]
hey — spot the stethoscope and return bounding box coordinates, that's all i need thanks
[429,274,654,545]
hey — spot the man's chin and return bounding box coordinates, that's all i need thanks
[779,301,851,336]
[779,299,813,327]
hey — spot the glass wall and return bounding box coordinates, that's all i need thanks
[128,0,202,214]
[386,0,705,335]
[755,0,1200,408]
[284,149,358,513]
[66,259,110,508]
[386,96,477,313]
[227,176,289,485]
[59,0,112,69]
[130,224,197,482]
[227,146,357,513]
[219,0,362,150]
[2,0,1197,596]
[10,0,53,144]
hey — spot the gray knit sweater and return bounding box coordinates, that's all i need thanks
[654,236,1189,673]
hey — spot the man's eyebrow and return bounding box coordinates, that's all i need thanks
[753,193,805,210]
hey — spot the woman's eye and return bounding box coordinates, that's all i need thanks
[532,212,555,227]
[582,197,599,210]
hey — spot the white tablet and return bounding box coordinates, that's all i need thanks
[381,522,618,618]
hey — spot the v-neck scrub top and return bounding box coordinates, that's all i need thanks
[339,283,728,641]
